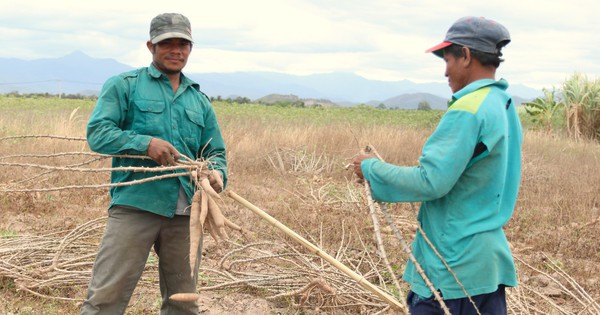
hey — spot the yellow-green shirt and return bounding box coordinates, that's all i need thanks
[361,79,522,299]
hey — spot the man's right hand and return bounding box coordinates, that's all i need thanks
[352,154,376,180]
[147,138,181,166]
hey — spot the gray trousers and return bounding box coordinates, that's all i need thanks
[80,206,202,314]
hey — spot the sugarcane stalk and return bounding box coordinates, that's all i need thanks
[226,190,406,312]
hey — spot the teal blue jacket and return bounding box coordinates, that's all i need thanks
[361,79,522,299]
[87,64,227,217]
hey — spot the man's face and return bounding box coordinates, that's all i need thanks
[443,49,468,93]
[148,38,192,75]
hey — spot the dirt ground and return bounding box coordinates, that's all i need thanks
[0,111,598,314]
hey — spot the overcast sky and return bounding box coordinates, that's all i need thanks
[1,0,599,90]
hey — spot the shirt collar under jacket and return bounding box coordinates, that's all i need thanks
[147,63,201,92]
[449,78,509,107]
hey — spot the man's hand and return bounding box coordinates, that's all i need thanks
[208,170,224,193]
[352,154,376,180]
[147,138,181,166]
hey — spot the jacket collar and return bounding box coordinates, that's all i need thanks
[450,78,509,107]
[148,63,200,91]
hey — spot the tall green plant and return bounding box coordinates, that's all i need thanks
[523,88,564,133]
[562,73,600,141]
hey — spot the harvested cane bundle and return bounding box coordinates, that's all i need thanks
[171,171,243,302]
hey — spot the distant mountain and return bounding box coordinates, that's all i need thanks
[191,72,448,104]
[376,93,449,110]
[256,94,338,107]
[256,94,303,104]
[0,51,134,95]
[0,51,543,107]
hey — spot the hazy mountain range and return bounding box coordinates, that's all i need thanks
[0,51,542,109]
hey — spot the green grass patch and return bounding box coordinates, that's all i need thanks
[0,95,95,111]
[213,101,445,128]
[0,96,446,130]
[0,229,17,238]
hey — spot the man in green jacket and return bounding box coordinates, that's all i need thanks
[353,16,522,314]
[81,13,227,314]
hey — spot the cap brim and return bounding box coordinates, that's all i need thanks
[151,32,193,44]
[425,41,452,58]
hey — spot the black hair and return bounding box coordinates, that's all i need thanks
[443,44,505,68]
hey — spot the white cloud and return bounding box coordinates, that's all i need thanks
[1,0,600,89]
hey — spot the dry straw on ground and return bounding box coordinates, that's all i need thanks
[1,134,599,314]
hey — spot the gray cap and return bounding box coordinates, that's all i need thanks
[426,16,510,57]
[149,13,193,44]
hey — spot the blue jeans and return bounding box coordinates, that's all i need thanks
[407,285,507,315]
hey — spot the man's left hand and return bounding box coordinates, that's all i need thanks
[208,170,224,193]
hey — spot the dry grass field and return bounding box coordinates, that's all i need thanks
[0,97,598,314]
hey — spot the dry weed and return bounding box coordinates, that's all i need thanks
[1,104,598,314]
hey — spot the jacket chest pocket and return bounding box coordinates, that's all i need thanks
[132,100,166,136]
[182,108,205,155]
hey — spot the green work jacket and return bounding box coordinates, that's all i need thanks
[361,79,522,299]
[87,64,227,217]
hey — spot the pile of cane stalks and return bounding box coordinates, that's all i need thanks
[0,135,598,314]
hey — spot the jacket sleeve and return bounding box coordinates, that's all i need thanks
[86,75,152,155]
[361,110,480,202]
[199,101,228,189]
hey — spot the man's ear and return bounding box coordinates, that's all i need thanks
[462,46,472,66]
[146,41,154,52]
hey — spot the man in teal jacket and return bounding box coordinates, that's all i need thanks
[354,16,522,314]
[81,13,227,314]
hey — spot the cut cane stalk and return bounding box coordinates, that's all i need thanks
[189,190,202,277]
[205,216,220,243]
[224,217,242,231]
[199,190,208,227]
[169,293,201,302]
[200,177,221,200]
[206,195,225,230]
